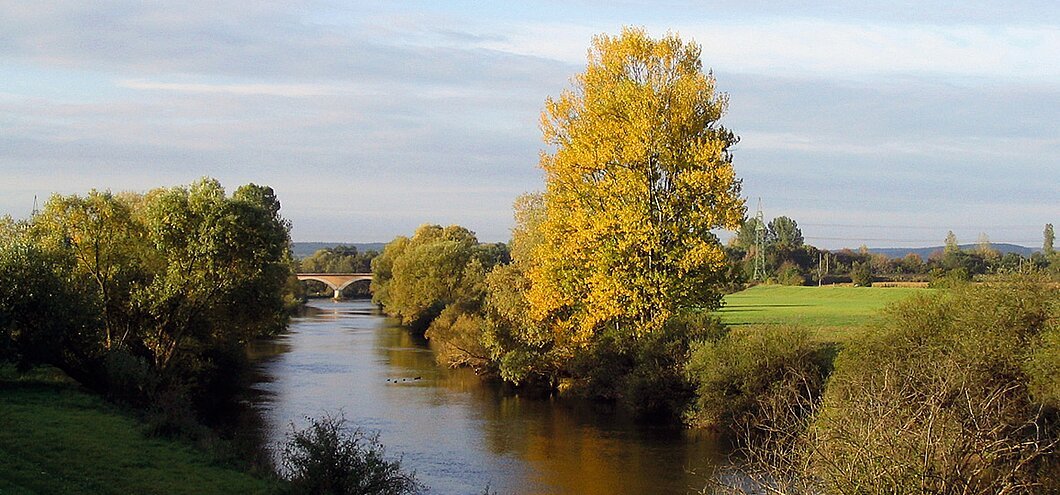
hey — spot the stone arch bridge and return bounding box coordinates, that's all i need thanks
[296,273,373,299]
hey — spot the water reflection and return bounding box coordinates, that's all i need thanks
[247,299,726,494]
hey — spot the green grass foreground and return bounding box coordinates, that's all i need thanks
[0,367,275,495]
[718,284,931,343]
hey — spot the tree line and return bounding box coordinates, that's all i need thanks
[726,216,1059,287]
[297,245,379,297]
[0,178,296,427]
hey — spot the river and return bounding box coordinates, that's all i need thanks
[245,299,728,494]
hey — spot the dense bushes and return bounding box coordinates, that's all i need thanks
[776,262,806,286]
[685,325,829,435]
[375,215,742,420]
[849,260,872,286]
[616,313,728,419]
[373,221,736,420]
[711,277,1060,494]
[928,266,971,288]
[281,415,424,495]
[558,312,726,419]
[807,280,1058,493]
[1028,321,1060,408]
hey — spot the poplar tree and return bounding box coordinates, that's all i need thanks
[526,27,745,341]
[1045,223,1055,257]
[944,231,959,256]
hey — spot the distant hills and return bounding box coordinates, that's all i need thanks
[292,242,387,259]
[866,243,1038,260]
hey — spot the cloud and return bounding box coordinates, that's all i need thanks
[481,20,1060,81]
[740,131,1060,162]
[117,79,357,97]
[0,1,1056,246]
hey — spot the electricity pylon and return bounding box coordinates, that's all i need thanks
[752,199,765,281]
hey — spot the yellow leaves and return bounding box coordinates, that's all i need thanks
[677,240,726,274]
[516,27,746,372]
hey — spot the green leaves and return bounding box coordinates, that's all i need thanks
[19,178,292,372]
[372,225,507,333]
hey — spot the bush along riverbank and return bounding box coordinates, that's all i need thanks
[0,366,427,495]
[697,276,1060,494]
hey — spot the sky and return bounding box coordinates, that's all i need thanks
[1,1,1058,249]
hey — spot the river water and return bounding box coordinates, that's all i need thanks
[246,299,727,494]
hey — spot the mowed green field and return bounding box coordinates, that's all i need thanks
[0,367,274,495]
[717,285,933,343]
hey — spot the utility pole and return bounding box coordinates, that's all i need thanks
[818,252,823,287]
[752,199,765,281]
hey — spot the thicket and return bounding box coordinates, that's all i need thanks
[708,277,1060,494]
[0,178,295,433]
[281,415,424,495]
[685,325,830,435]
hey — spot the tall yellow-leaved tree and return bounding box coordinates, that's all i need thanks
[526,27,745,343]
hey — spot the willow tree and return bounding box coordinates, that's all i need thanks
[526,27,744,344]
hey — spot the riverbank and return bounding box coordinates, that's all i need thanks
[0,366,278,495]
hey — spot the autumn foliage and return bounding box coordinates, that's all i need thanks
[374,28,745,412]
[528,27,744,340]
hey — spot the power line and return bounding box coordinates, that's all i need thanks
[801,223,1043,230]
[805,236,1040,244]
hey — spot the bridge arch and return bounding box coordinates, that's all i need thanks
[296,273,373,299]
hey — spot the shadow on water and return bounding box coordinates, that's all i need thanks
[238,299,730,494]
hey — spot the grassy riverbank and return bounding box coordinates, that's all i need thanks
[718,285,931,343]
[0,366,276,495]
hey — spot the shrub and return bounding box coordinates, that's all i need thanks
[282,414,424,495]
[0,239,101,381]
[620,313,727,420]
[805,278,1060,494]
[143,384,205,440]
[562,311,727,420]
[102,350,158,406]
[928,266,971,288]
[425,305,492,371]
[685,325,829,435]
[850,261,872,287]
[776,262,805,286]
[705,277,1060,494]
[1026,323,1060,408]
